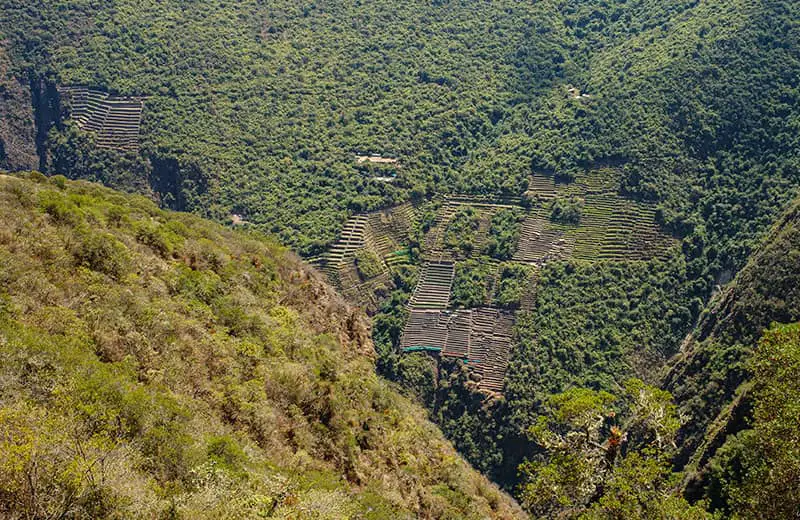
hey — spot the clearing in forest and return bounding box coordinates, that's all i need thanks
[356,155,399,164]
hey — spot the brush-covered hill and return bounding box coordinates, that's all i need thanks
[0,172,524,519]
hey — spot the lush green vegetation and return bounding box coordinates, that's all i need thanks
[0,0,574,254]
[354,248,384,280]
[0,173,523,519]
[494,264,535,310]
[451,260,495,308]
[4,0,799,267]
[663,196,800,514]
[518,382,711,518]
[4,0,800,517]
[507,254,695,429]
[707,322,800,518]
[485,209,525,260]
[549,196,584,225]
[444,207,481,257]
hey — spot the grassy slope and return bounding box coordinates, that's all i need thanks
[0,173,524,519]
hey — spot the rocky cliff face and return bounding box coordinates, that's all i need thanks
[0,44,37,171]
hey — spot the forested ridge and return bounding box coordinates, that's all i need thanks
[664,197,800,513]
[1,0,800,517]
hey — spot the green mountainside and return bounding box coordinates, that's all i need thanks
[2,0,797,261]
[0,173,524,519]
[1,0,800,517]
[664,197,800,512]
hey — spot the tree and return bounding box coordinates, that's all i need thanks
[519,381,704,518]
[580,453,715,520]
[519,387,617,516]
[709,322,800,518]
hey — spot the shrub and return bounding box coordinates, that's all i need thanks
[106,205,128,227]
[8,179,36,208]
[451,260,494,308]
[206,435,247,470]
[134,221,173,258]
[39,191,83,226]
[171,266,222,304]
[495,264,534,308]
[50,175,67,190]
[444,207,481,256]
[484,209,524,260]
[354,249,384,280]
[72,230,129,278]
[25,171,48,183]
[549,196,584,225]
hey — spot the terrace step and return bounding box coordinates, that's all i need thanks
[409,262,455,309]
[59,86,144,152]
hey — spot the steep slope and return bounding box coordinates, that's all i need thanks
[379,0,800,493]
[0,0,569,253]
[0,173,524,519]
[708,321,800,518]
[3,2,800,515]
[0,43,38,171]
[663,196,800,508]
[502,0,800,270]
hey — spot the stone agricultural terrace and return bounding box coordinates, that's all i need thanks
[401,308,514,393]
[59,87,144,152]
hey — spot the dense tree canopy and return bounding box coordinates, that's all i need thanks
[2,0,799,264]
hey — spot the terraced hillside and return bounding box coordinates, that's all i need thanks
[316,203,417,310]
[513,211,575,264]
[59,87,144,152]
[423,197,522,262]
[400,265,518,395]
[410,262,456,310]
[319,172,676,395]
[401,308,514,393]
[516,172,676,265]
[394,174,674,394]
